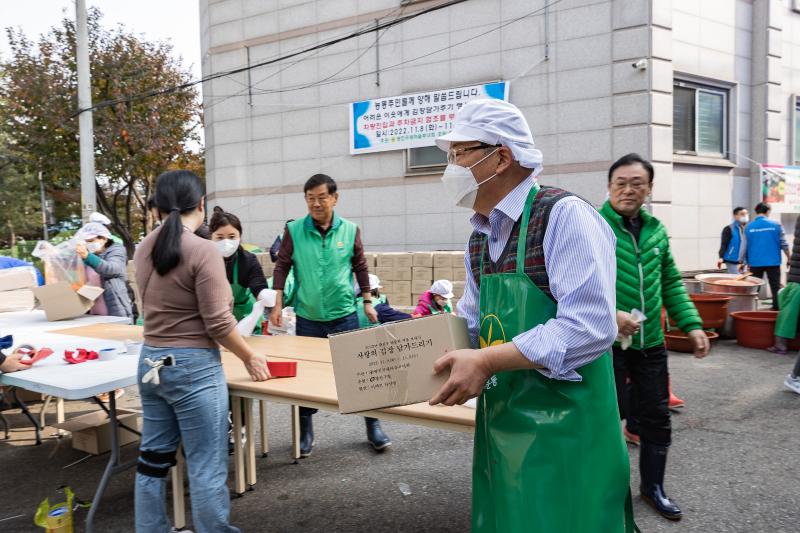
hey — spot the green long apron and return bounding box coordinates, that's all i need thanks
[231,255,262,335]
[473,184,636,533]
[775,282,800,339]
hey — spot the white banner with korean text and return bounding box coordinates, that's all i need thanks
[348,81,510,155]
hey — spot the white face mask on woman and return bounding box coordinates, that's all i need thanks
[87,241,104,253]
[440,148,499,209]
[215,239,240,258]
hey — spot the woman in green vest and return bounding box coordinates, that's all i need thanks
[209,207,269,335]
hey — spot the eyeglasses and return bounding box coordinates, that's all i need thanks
[610,180,648,191]
[305,194,333,204]
[447,143,501,165]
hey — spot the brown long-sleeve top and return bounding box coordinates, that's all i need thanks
[272,221,370,296]
[134,226,237,348]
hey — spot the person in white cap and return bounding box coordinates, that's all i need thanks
[413,279,454,316]
[75,221,133,320]
[354,273,411,328]
[427,99,635,532]
[89,211,124,245]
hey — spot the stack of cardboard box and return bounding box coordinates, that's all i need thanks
[367,251,467,311]
[0,266,39,313]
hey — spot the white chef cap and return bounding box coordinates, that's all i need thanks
[435,99,543,176]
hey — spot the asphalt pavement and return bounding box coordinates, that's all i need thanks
[0,338,797,532]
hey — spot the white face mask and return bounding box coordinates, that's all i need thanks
[87,241,104,253]
[738,215,749,224]
[216,239,240,258]
[440,148,499,209]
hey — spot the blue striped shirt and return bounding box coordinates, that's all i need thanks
[456,177,618,381]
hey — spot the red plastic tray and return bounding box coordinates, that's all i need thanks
[267,361,297,378]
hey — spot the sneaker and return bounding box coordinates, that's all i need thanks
[767,345,788,356]
[784,374,800,395]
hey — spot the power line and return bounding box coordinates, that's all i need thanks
[206,0,563,105]
[71,0,469,117]
[204,3,409,113]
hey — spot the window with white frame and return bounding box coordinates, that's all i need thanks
[673,80,728,158]
[406,146,447,174]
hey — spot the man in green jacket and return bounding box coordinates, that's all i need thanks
[600,153,709,522]
[270,174,390,457]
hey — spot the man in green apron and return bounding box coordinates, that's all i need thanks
[429,99,635,532]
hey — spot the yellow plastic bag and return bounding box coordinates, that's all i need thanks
[33,486,90,532]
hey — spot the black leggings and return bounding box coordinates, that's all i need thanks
[793,353,800,378]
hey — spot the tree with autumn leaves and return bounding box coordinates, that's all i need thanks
[0,8,203,255]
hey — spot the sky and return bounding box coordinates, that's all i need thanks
[0,0,202,80]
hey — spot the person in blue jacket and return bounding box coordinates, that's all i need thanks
[740,202,790,310]
[717,207,748,274]
[0,256,44,285]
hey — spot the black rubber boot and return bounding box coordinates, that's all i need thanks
[365,417,391,451]
[640,442,682,521]
[299,413,314,458]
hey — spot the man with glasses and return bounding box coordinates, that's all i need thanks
[428,99,634,532]
[270,173,391,456]
[600,153,708,521]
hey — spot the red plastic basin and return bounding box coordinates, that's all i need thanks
[730,311,780,349]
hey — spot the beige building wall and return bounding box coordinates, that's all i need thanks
[200,0,800,268]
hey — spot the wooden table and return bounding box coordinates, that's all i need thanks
[54,325,476,502]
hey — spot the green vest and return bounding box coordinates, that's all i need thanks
[288,214,358,322]
[356,294,387,328]
[599,201,702,350]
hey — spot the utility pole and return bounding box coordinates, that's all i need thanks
[76,0,96,221]
[38,169,48,240]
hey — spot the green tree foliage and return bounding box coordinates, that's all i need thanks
[0,8,203,255]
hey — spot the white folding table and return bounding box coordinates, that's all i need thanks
[0,313,131,440]
[0,333,136,533]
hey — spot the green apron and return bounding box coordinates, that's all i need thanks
[473,185,636,533]
[775,281,800,339]
[231,254,262,335]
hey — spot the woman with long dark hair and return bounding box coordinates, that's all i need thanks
[133,170,270,532]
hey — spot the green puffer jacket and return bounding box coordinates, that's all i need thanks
[599,201,702,350]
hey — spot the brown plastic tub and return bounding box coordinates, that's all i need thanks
[730,311,780,349]
[669,294,732,330]
[664,330,719,353]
